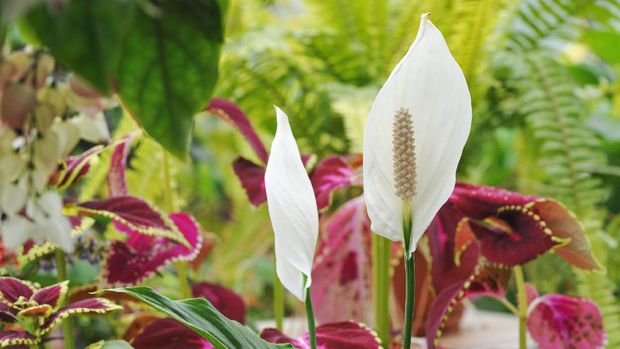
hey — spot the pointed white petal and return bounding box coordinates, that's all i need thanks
[2,216,35,251]
[265,107,318,301]
[363,14,472,253]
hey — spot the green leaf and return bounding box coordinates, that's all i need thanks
[583,30,620,64]
[22,0,137,93]
[103,287,293,349]
[86,340,134,349]
[115,0,224,158]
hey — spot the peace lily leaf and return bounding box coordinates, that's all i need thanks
[22,0,137,94]
[131,318,214,349]
[116,0,225,158]
[311,196,373,325]
[103,212,202,286]
[528,294,606,349]
[192,282,246,324]
[264,107,319,301]
[103,287,294,349]
[260,321,382,349]
[363,14,472,253]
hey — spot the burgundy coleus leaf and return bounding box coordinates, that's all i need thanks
[207,98,269,163]
[428,203,480,294]
[0,330,38,348]
[103,212,202,286]
[49,145,106,189]
[108,132,138,197]
[260,321,382,349]
[450,182,536,219]
[232,157,267,206]
[78,196,187,245]
[30,281,68,312]
[192,282,246,324]
[311,197,373,325]
[132,318,214,349]
[426,264,510,349]
[310,155,362,210]
[0,277,37,307]
[39,298,122,336]
[450,183,599,269]
[528,294,606,349]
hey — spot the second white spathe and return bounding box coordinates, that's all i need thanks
[265,106,319,301]
[363,13,472,255]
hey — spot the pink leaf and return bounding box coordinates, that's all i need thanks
[132,318,214,349]
[450,182,536,219]
[528,294,606,349]
[102,212,202,286]
[39,298,121,335]
[78,196,186,244]
[310,155,362,210]
[232,157,266,206]
[311,197,373,325]
[261,321,382,349]
[207,98,268,163]
[192,282,247,324]
[108,132,138,197]
[0,330,37,349]
[49,145,106,189]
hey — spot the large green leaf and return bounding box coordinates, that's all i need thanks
[115,0,224,158]
[104,287,293,349]
[21,0,225,158]
[22,0,137,93]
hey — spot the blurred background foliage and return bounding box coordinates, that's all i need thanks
[11,0,619,343]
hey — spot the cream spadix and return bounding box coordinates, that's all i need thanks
[265,107,319,301]
[363,14,472,255]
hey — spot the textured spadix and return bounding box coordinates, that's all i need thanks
[363,13,472,254]
[265,107,319,301]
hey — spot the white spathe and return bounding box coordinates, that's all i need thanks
[363,14,472,254]
[265,107,319,301]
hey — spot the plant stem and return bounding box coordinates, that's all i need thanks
[304,278,317,349]
[55,250,75,349]
[273,260,284,330]
[514,265,528,349]
[162,151,191,299]
[401,204,414,349]
[372,234,391,347]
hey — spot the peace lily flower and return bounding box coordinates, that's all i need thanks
[264,107,319,302]
[363,13,472,254]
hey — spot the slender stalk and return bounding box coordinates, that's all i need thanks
[401,203,414,349]
[514,266,528,349]
[162,151,191,299]
[273,261,284,330]
[304,278,317,349]
[55,250,75,349]
[372,234,391,347]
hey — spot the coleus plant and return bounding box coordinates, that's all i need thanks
[0,277,120,347]
[17,133,203,287]
[425,183,605,349]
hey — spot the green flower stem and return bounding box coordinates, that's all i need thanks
[55,250,75,349]
[162,151,191,299]
[274,260,284,330]
[514,265,528,349]
[372,234,391,347]
[304,279,317,349]
[401,203,414,349]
